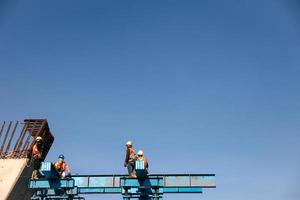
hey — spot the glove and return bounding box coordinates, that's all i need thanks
[33,153,42,159]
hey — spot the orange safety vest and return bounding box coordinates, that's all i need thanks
[54,161,69,173]
[32,144,42,159]
[129,148,135,159]
[125,147,135,164]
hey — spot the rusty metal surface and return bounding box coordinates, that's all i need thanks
[0,119,54,159]
[0,121,12,155]
[4,121,19,156]
[0,121,5,141]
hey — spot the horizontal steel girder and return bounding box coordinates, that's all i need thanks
[29,175,215,190]
[72,174,215,188]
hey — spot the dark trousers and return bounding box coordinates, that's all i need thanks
[33,159,42,170]
[127,163,135,174]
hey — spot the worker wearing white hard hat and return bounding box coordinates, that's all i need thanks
[135,150,149,177]
[27,136,44,179]
[136,150,149,169]
[124,140,136,177]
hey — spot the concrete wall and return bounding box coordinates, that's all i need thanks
[0,158,34,200]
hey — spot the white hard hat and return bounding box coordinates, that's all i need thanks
[36,136,43,142]
[137,150,143,156]
[126,141,133,146]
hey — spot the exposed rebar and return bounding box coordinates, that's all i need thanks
[4,121,19,157]
[0,121,12,156]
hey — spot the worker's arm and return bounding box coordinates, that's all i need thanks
[124,149,130,167]
[145,157,149,169]
[26,148,32,160]
[66,163,72,174]
[54,162,60,170]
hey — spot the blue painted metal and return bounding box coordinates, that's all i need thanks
[120,177,163,187]
[72,175,120,188]
[122,187,164,195]
[33,186,203,195]
[35,187,78,195]
[29,174,215,190]
[29,178,75,189]
[135,160,149,178]
[78,187,122,194]
[71,174,216,188]
[30,162,215,200]
[39,162,59,179]
[163,187,202,193]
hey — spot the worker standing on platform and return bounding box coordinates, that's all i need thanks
[27,136,44,180]
[136,150,149,175]
[124,140,136,177]
[54,154,72,178]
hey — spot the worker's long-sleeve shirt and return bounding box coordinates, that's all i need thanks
[144,157,149,169]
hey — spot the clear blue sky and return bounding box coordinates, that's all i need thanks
[1,0,300,200]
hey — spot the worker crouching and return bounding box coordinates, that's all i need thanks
[54,154,71,178]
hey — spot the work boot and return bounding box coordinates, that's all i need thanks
[130,171,137,178]
[31,170,39,180]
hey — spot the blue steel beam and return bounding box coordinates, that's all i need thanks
[163,187,202,193]
[35,187,78,195]
[29,175,215,192]
[78,187,122,194]
[29,178,75,189]
[33,187,202,195]
[30,162,215,199]
[38,163,216,189]
[39,162,59,179]
[31,175,215,189]
[71,174,216,188]
[120,177,163,187]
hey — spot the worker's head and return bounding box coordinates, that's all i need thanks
[137,150,144,157]
[35,136,43,144]
[126,140,133,147]
[58,154,65,163]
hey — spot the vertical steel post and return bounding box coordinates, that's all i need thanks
[21,134,31,157]
[0,121,5,141]
[14,122,29,157]
[12,122,26,157]
[4,121,19,157]
[0,121,12,157]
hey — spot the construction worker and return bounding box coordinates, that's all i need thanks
[124,140,136,177]
[27,136,44,180]
[136,150,149,176]
[54,154,71,178]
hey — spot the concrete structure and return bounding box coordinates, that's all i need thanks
[0,120,54,200]
[0,158,34,200]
